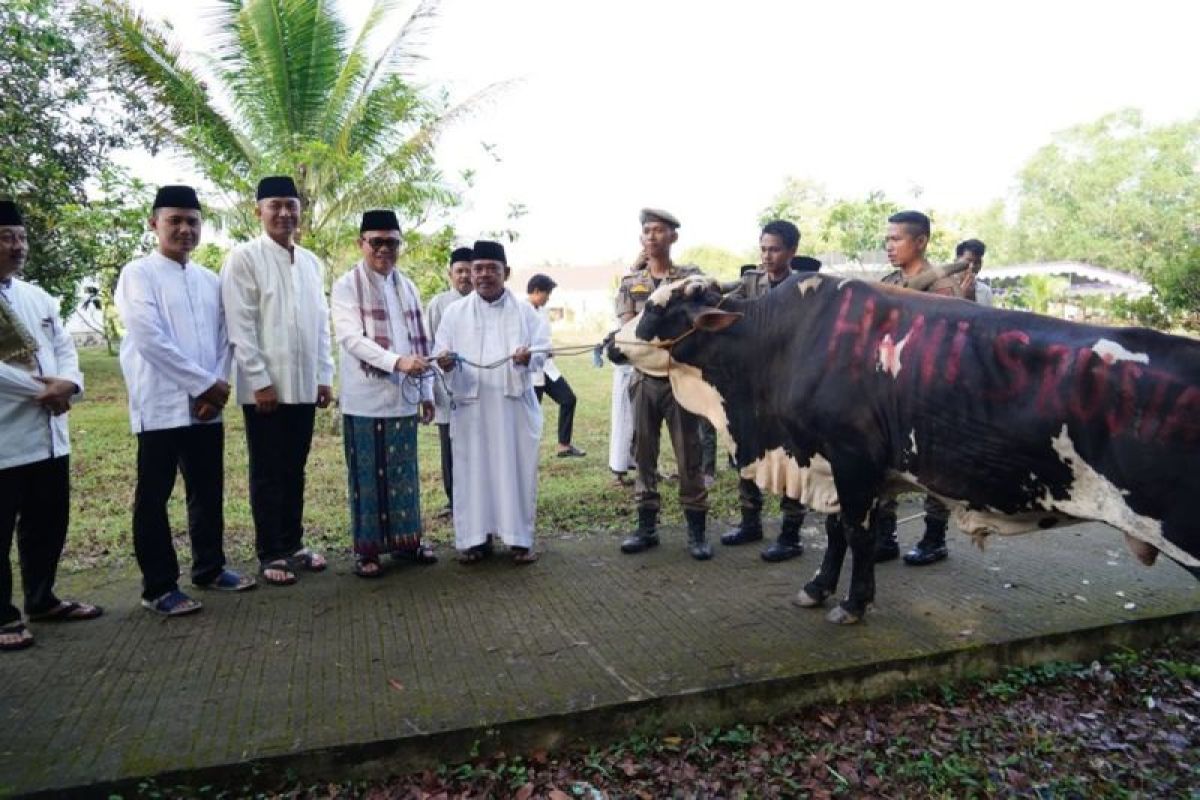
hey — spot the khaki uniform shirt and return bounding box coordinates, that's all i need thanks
[880,263,963,297]
[614,263,702,320]
[729,269,793,301]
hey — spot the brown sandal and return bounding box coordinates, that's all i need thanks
[0,621,33,651]
[512,547,539,565]
[28,600,103,622]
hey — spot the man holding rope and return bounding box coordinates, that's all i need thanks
[330,210,437,577]
[434,240,550,564]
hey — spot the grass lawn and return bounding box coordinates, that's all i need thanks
[63,347,745,571]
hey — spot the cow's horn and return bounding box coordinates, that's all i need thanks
[906,258,971,292]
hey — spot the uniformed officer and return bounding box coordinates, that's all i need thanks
[616,208,712,560]
[873,210,961,565]
[720,220,819,562]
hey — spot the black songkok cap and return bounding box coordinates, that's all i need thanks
[450,247,475,265]
[0,200,23,226]
[472,240,507,265]
[790,256,822,273]
[152,185,201,211]
[255,175,300,201]
[359,209,400,232]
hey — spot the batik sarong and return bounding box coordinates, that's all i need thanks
[343,414,423,557]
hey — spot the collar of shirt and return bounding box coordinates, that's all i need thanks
[260,233,296,262]
[149,250,190,271]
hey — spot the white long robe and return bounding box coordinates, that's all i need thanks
[433,289,549,549]
[608,364,636,473]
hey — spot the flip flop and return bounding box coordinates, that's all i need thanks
[512,547,540,565]
[28,600,103,622]
[289,547,327,573]
[259,559,298,586]
[0,621,33,652]
[457,545,488,564]
[194,569,257,592]
[391,544,438,565]
[353,558,384,578]
[141,590,203,617]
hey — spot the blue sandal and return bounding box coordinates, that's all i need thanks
[142,590,203,617]
[195,570,257,592]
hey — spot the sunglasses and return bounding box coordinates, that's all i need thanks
[365,237,401,251]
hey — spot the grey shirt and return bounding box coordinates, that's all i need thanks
[426,287,469,424]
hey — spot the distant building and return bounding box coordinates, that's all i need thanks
[509,263,632,336]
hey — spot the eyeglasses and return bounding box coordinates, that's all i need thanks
[365,237,401,251]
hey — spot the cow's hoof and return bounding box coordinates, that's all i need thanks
[793,588,825,608]
[825,605,862,625]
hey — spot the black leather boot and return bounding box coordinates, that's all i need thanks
[762,515,804,562]
[620,508,659,554]
[904,519,948,565]
[685,509,713,561]
[720,510,764,545]
[873,510,900,563]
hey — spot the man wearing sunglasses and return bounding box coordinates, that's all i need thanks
[330,210,437,577]
[221,176,336,588]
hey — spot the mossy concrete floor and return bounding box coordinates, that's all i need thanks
[1,510,1196,798]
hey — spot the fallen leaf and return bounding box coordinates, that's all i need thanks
[388,678,404,692]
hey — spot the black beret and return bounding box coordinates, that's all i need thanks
[790,256,822,273]
[360,209,400,232]
[0,200,23,226]
[472,240,507,265]
[152,185,201,211]
[255,175,300,201]
[450,247,475,265]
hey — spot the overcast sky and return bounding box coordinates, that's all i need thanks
[130,0,1199,265]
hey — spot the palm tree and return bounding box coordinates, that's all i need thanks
[85,0,491,265]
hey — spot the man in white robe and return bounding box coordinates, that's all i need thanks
[221,176,335,586]
[0,200,101,652]
[433,240,550,564]
[115,185,254,618]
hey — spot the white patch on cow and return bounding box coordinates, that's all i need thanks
[610,312,671,377]
[646,281,676,308]
[667,362,736,452]
[908,430,918,456]
[797,276,822,296]
[739,449,840,514]
[1044,425,1197,567]
[876,333,909,378]
[837,279,853,290]
[1092,339,1150,365]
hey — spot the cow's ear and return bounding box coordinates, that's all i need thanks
[692,309,743,333]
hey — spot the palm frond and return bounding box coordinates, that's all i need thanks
[82,0,256,177]
[318,0,396,143]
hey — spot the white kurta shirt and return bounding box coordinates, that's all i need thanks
[220,234,335,405]
[115,252,231,433]
[331,266,433,418]
[433,289,550,549]
[425,287,469,425]
[526,301,562,387]
[0,277,83,470]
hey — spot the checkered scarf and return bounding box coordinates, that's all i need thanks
[352,262,429,378]
[0,283,38,367]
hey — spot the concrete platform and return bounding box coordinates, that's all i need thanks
[1,514,1197,798]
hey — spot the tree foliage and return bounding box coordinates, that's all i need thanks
[0,0,143,309]
[1011,109,1199,313]
[86,0,487,282]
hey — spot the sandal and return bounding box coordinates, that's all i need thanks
[0,621,34,651]
[260,559,298,586]
[28,600,103,622]
[141,590,203,617]
[512,547,540,565]
[353,557,383,578]
[289,547,327,573]
[458,545,489,564]
[391,544,438,565]
[194,569,257,592]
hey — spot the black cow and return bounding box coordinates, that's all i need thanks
[609,273,1200,624]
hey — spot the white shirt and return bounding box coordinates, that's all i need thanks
[975,279,994,307]
[0,277,83,469]
[331,266,432,418]
[425,287,469,424]
[115,252,231,433]
[220,234,335,405]
[526,301,560,387]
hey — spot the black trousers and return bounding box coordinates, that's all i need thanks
[133,424,225,600]
[437,422,453,505]
[243,404,316,564]
[0,456,69,625]
[738,477,806,522]
[534,375,577,446]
